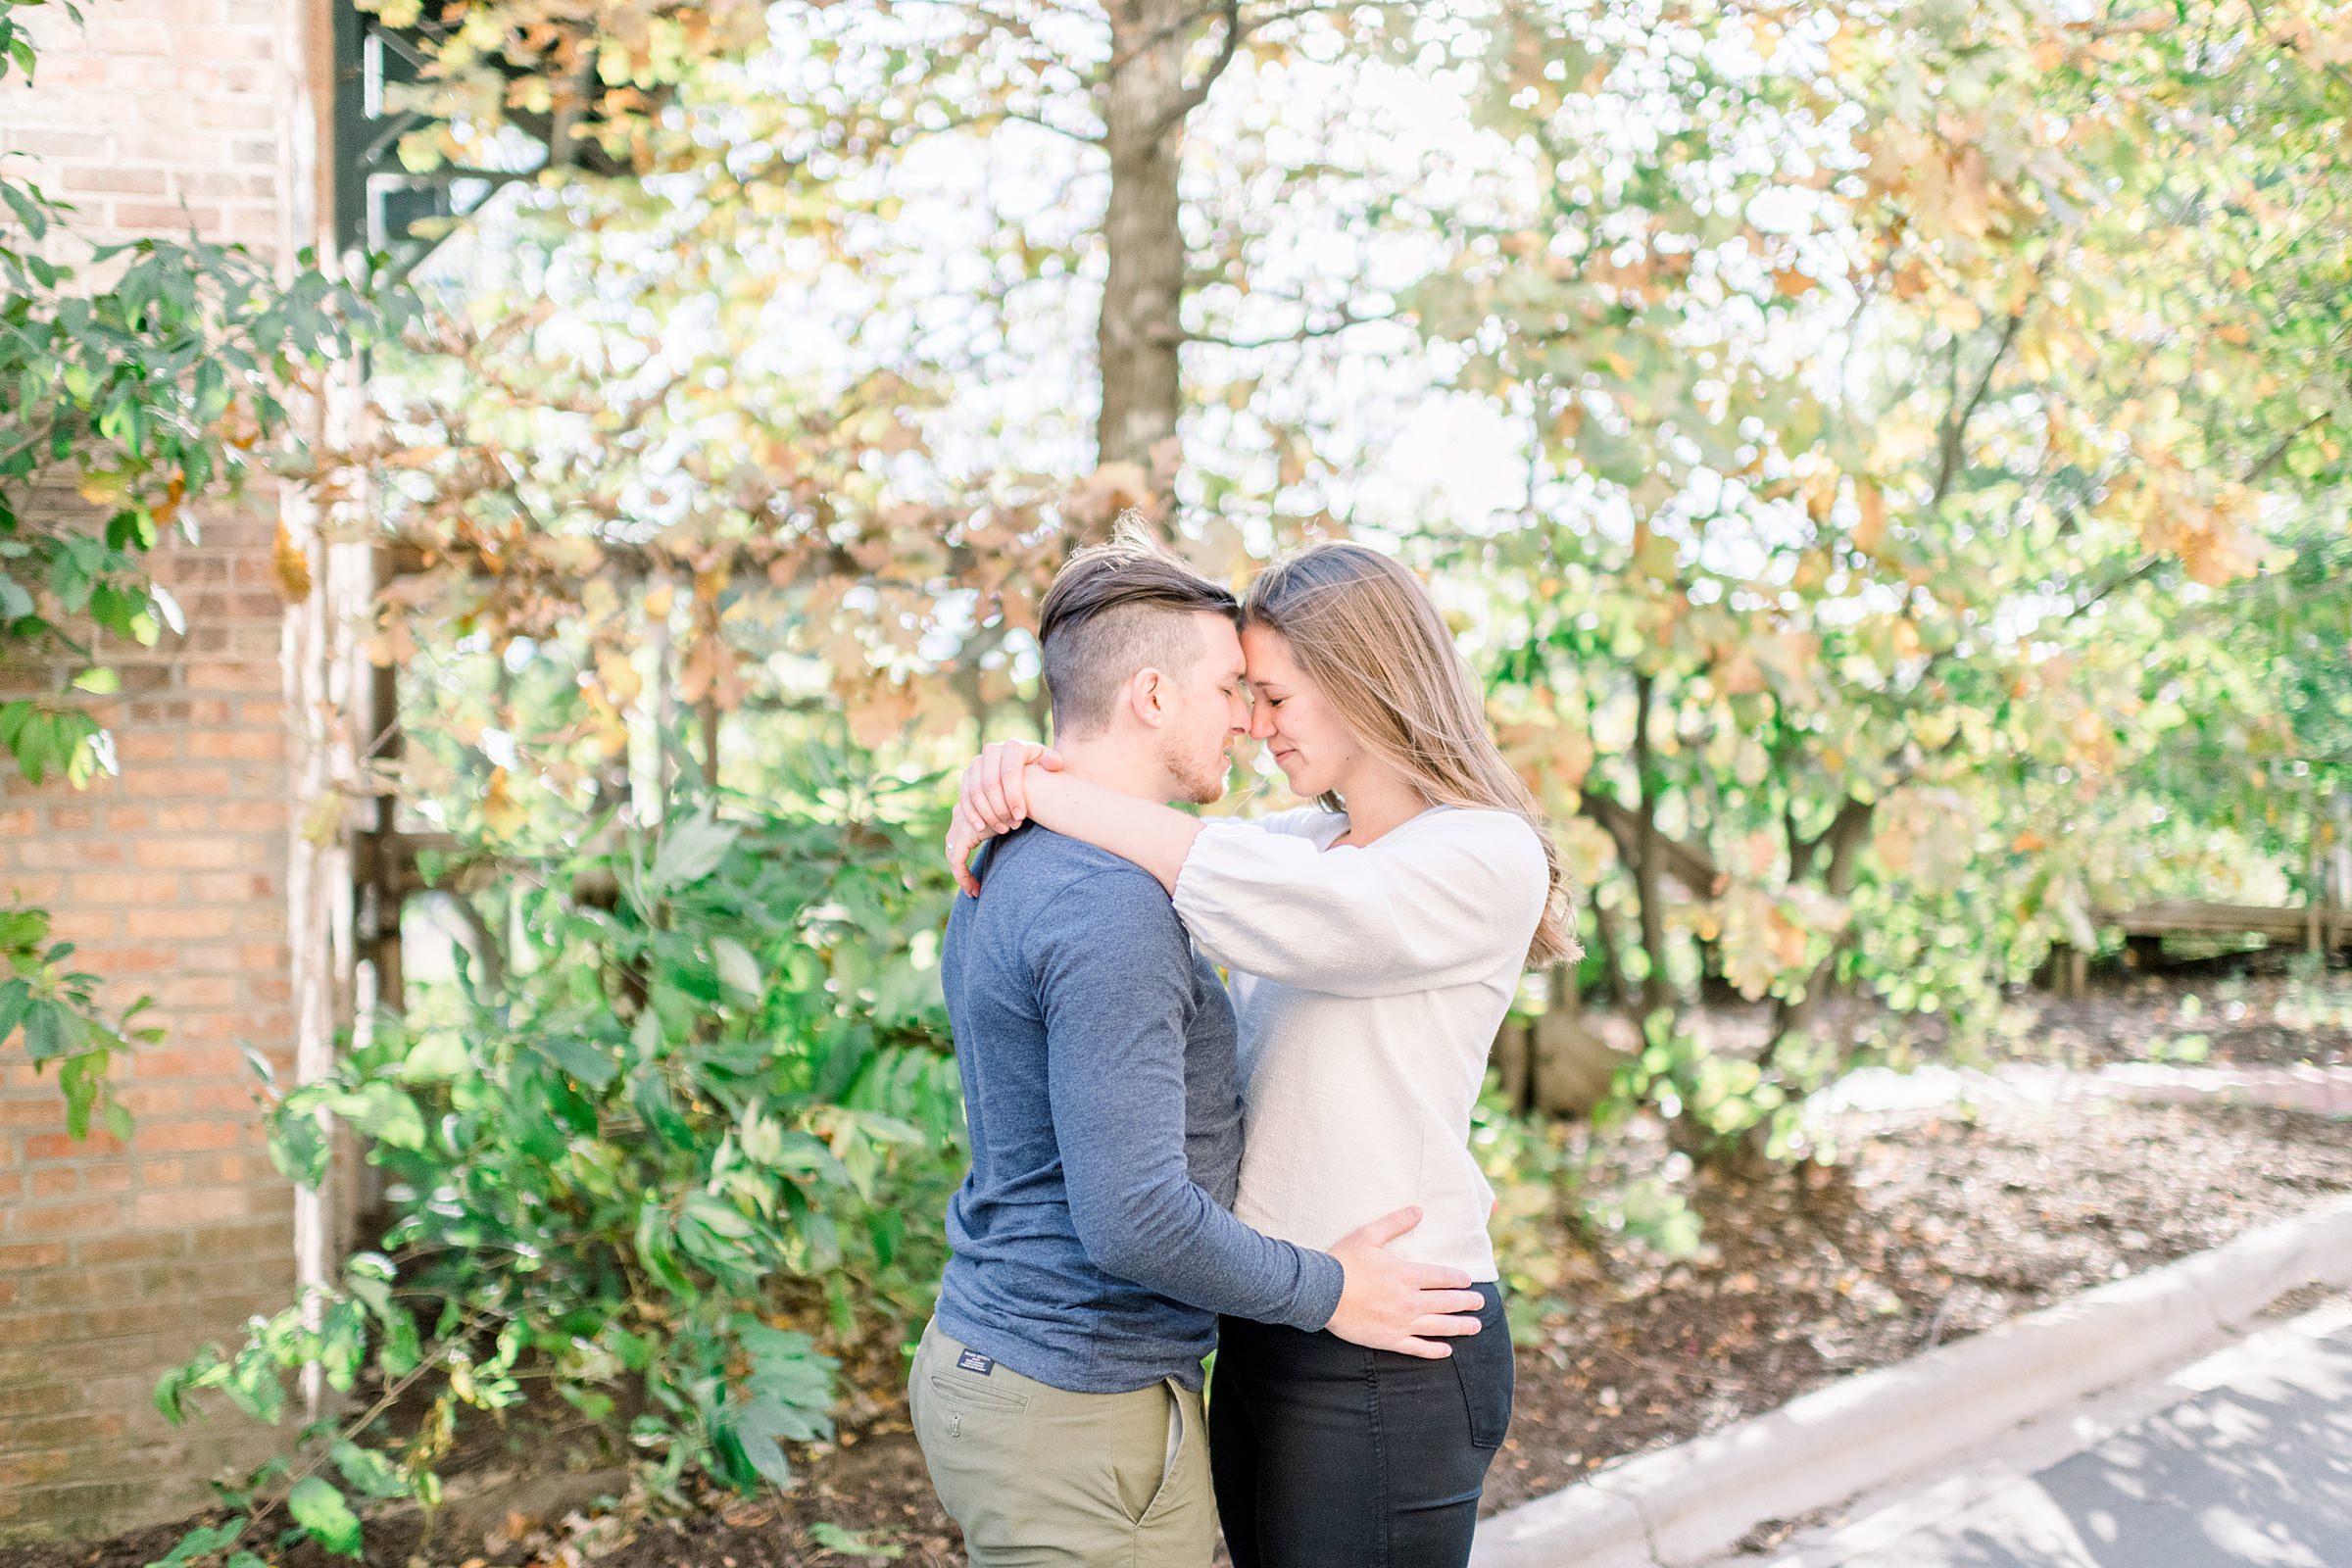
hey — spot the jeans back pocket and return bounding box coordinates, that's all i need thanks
[1450,1291,1514,1449]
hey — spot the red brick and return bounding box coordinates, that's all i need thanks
[122,1046,242,1080]
[47,806,96,831]
[74,1232,185,1267]
[178,170,275,198]
[157,976,241,1008]
[0,1451,74,1490]
[9,1199,127,1236]
[186,730,282,761]
[154,803,214,831]
[131,1187,248,1227]
[213,801,285,831]
[182,662,279,693]
[115,132,228,165]
[72,873,184,905]
[113,1085,189,1117]
[0,808,35,834]
[185,872,274,903]
[112,730,182,761]
[63,165,169,196]
[132,1120,244,1153]
[29,1168,79,1199]
[124,906,236,939]
[44,908,120,940]
[120,765,233,798]
[131,838,243,870]
[20,1130,126,1161]
[187,1083,262,1113]
[0,1383,79,1421]
[0,1240,70,1271]
[64,945,176,974]
[103,806,153,832]
[0,873,66,902]
[10,838,117,869]
[110,201,224,233]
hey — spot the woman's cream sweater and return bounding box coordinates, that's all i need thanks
[1171,804,1546,1282]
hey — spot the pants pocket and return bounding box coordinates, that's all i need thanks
[1451,1295,1514,1450]
[1111,1380,1185,1525]
[927,1371,1032,1416]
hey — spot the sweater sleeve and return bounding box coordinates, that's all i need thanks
[1171,809,1546,999]
[1031,867,1345,1331]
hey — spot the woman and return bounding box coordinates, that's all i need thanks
[945,541,1577,1568]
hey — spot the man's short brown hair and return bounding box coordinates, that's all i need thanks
[1038,515,1242,737]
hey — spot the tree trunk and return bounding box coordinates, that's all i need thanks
[1096,0,1229,470]
[1631,670,1672,1018]
[1763,797,1875,1066]
[1590,888,1638,1012]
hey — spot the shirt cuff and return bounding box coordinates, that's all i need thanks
[1284,1248,1346,1333]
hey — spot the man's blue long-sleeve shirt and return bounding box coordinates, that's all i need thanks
[935,824,1344,1393]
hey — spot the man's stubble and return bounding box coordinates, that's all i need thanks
[1156,729,1230,808]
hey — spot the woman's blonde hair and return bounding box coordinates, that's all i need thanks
[1245,542,1579,968]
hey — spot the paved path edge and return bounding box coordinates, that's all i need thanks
[1471,1191,2352,1568]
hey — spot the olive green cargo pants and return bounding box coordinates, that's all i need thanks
[908,1320,1215,1567]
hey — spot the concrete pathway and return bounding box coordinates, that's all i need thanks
[1723,1298,2352,1568]
[1808,1061,2352,1123]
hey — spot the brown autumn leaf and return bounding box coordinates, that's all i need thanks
[273,518,314,605]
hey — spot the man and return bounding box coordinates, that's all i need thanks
[909,523,1488,1566]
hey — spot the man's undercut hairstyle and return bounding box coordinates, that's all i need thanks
[1037,515,1242,738]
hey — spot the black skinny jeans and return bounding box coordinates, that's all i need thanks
[1210,1283,1513,1568]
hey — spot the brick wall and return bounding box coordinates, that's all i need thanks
[1,0,325,1541]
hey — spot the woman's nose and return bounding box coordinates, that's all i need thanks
[1248,702,1277,739]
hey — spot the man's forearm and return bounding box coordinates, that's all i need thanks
[1073,1181,1343,1332]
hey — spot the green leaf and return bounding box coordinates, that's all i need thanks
[807,1523,903,1559]
[648,811,736,894]
[1,179,48,241]
[528,1033,619,1090]
[21,1000,67,1062]
[285,1476,363,1558]
[71,665,119,694]
[710,934,761,997]
[332,1439,412,1500]
[142,1517,248,1568]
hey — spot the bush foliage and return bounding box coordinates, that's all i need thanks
[157,769,960,1554]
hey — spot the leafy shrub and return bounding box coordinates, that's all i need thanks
[156,780,960,1559]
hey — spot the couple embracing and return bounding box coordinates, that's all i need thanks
[909,521,1575,1568]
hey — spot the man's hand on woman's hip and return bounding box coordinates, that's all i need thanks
[1324,1205,1488,1359]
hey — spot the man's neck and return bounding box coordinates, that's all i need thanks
[1052,735,1172,804]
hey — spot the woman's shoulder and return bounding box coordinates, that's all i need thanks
[1415,804,1543,849]
[1251,804,1348,843]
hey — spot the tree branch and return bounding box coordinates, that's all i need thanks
[1181,304,1393,349]
[2242,412,2328,487]
[1150,0,1244,143]
[1931,303,2029,505]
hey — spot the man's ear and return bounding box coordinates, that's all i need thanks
[1126,666,1169,729]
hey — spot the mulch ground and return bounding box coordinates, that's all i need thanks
[11,994,2351,1568]
[2024,970,2352,1069]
